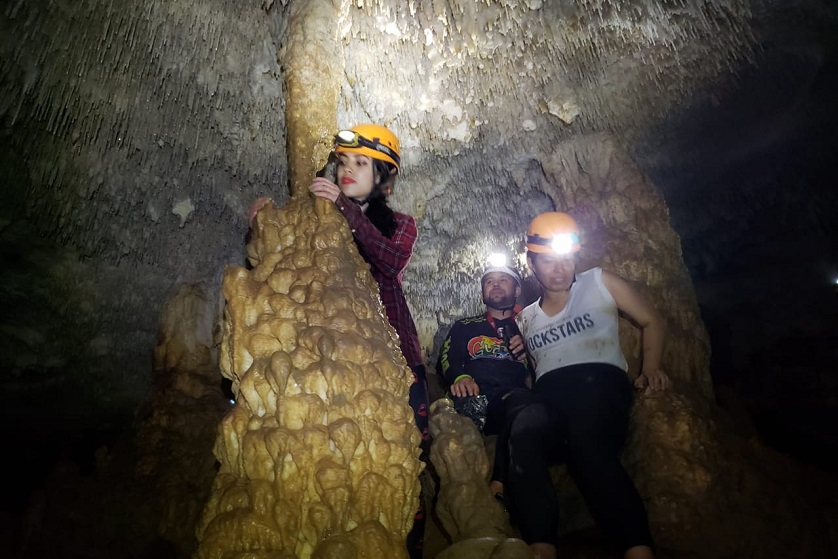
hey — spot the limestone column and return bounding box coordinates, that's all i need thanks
[195,2,422,558]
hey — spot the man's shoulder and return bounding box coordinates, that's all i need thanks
[454,314,486,324]
[453,313,488,327]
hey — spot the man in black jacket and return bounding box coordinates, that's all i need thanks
[437,263,533,497]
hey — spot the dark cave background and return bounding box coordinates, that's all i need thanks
[647,20,838,470]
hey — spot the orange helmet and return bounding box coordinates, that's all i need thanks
[526,212,581,255]
[334,123,401,171]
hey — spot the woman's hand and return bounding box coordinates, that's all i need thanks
[451,376,480,398]
[309,177,341,203]
[248,196,273,224]
[634,368,672,391]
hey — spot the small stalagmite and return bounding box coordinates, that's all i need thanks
[195,194,423,559]
[428,399,533,559]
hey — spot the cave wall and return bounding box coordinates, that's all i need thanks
[0,0,754,420]
[631,0,838,466]
[1,0,287,418]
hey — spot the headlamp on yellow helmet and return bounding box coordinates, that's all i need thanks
[334,123,401,171]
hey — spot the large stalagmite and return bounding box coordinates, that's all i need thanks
[196,195,423,558]
[195,1,422,556]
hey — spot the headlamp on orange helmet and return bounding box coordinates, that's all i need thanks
[334,123,401,172]
[526,212,581,255]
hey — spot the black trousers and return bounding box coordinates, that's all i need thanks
[488,387,540,488]
[505,363,654,552]
[406,364,430,559]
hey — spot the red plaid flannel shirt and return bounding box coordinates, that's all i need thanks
[336,194,423,366]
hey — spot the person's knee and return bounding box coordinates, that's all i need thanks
[507,404,555,466]
[509,403,551,440]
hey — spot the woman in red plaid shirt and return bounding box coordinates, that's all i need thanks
[309,123,430,559]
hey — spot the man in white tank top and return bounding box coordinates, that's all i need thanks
[506,212,671,559]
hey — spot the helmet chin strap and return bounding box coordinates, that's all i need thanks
[484,296,516,316]
[493,307,515,320]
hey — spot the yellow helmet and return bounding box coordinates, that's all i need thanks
[334,123,401,171]
[526,212,581,255]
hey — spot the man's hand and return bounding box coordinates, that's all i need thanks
[634,368,672,391]
[508,334,527,361]
[309,177,341,203]
[451,376,480,397]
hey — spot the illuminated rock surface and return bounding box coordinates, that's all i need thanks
[427,399,531,559]
[428,399,509,540]
[195,196,422,558]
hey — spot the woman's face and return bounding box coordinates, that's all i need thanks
[528,252,577,292]
[336,152,377,202]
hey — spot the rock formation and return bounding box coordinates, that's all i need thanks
[195,194,423,558]
[427,399,531,559]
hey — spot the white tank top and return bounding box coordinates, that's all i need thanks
[516,267,627,381]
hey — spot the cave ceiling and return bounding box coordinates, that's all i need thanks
[1,0,837,417]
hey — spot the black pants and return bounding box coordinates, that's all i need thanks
[406,364,430,559]
[505,363,654,552]
[488,387,540,488]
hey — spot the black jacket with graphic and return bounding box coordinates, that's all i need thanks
[437,313,531,405]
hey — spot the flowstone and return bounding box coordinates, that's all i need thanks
[195,196,423,559]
